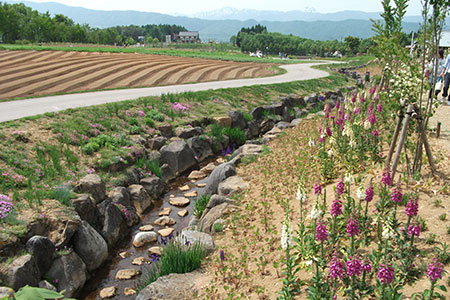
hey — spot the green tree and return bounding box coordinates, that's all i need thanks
[344,36,361,55]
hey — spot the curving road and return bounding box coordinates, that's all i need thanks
[0,62,332,123]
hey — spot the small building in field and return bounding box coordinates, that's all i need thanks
[178,31,200,43]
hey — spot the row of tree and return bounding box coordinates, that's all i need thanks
[232,25,412,57]
[0,2,186,45]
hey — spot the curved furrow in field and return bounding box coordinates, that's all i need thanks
[241,67,262,78]
[0,59,155,98]
[251,67,272,78]
[145,63,212,86]
[174,64,225,84]
[159,62,233,86]
[0,51,32,63]
[216,65,254,81]
[26,51,71,63]
[193,64,238,82]
[225,65,256,79]
[0,51,51,67]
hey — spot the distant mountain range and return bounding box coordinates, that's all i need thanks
[4,1,435,41]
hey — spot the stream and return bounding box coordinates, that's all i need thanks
[80,160,216,300]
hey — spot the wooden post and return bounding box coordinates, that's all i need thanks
[385,110,404,170]
[423,132,437,174]
[437,122,441,138]
[391,104,414,181]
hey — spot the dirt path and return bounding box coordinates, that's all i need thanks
[0,61,332,123]
[430,104,450,154]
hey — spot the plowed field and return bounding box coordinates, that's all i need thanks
[0,50,275,99]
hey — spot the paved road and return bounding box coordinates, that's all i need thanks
[0,62,332,123]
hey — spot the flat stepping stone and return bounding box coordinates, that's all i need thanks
[169,194,175,198]
[158,207,172,216]
[177,209,188,217]
[148,246,163,256]
[124,288,136,296]
[133,232,157,247]
[119,251,129,259]
[169,197,190,207]
[216,158,225,164]
[184,191,198,198]
[139,225,154,231]
[188,170,207,180]
[132,257,149,266]
[115,269,141,280]
[154,216,176,226]
[99,286,117,299]
[200,163,216,173]
[179,185,190,192]
[158,228,175,237]
[196,183,206,187]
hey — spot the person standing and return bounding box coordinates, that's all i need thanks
[440,49,450,104]
[427,48,445,101]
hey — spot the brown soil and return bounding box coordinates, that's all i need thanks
[0,50,275,99]
[196,111,450,299]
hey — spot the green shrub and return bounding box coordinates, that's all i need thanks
[144,116,155,128]
[193,195,211,217]
[135,158,162,178]
[129,125,142,134]
[129,117,139,126]
[222,127,246,146]
[243,112,253,122]
[51,186,73,206]
[139,241,206,290]
[147,109,165,122]
[212,222,224,233]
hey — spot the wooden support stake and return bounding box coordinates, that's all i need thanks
[437,122,441,138]
[385,110,404,170]
[391,104,414,181]
[423,132,437,174]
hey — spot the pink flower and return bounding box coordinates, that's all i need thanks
[137,110,145,117]
[336,181,345,196]
[371,130,379,137]
[346,256,363,277]
[427,259,444,283]
[368,113,376,125]
[365,186,374,202]
[364,261,372,273]
[405,198,418,217]
[377,104,382,112]
[314,183,322,195]
[325,127,332,137]
[377,264,394,284]
[331,198,343,216]
[315,221,329,242]
[407,223,421,237]
[390,186,403,203]
[381,169,392,186]
[346,215,359,237]
[330,256,346,279]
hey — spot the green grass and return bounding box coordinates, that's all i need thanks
[193,195,211,217]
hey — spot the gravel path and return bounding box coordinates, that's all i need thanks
[0,62,331,123]
[430,103,450,154]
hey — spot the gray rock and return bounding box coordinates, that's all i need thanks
[99,201,128,247]
[123,167,141,186]
[259,119,274,134]
[147,150,161,163]
[281,106,294,122]
[304,93,318,105]
[276,121,291,130]
[187,136,213,162]
[7,255,40,290]
[199,203,229,233]
[160,163,175,183]
[71,194,100,227]
[150,136,167,151]
[206,194,234,210]
[75,174,106,204]
[250,106,265,121]
[265,127,282,136]
[157,124,173,138]
[136,270,206,300]
[73,221,108,272]
[160,140,197,176]
[218,176,249,196]
[128,184,152,214]
[45,252,87,298]
[25,236,55,276]
[133,232,158,247]
[200,163,236,196]
[175,126,203,139]
[39,280,57,291]
[0,287,14,298]
[264,103,283,115]
[227,110,246,130]
[246,120,259,138]
[290,118,303,127]
[178,230,214,253]
[241,144,264,156]
[140,176,165,200]
[109,187,131,207]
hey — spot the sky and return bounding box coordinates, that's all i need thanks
[23,0,424,15]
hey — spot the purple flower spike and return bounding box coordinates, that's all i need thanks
[330,256,346,279]
[407,223,421,237]
[427,259,444,283]
[336,181,345,196]
[315,221,329,242]
[219,250,225,262]
[365,186,374,202]
[381,169,392,186]
[346,256,363,277]
[377,264,394,285]
[346,215,359,237]
[314,183,322,195]
[331,199,343,217]
[405,198,418,217]
[391,186,403,203]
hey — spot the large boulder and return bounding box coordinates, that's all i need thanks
[140,177,165,200]
[128,184,152,214]
[175,126,203,139]
[25,236,55,276]
[98,201,129,247]
[218,176,249,196]
[245,121,260,139]
[177,231,214,253]
[259,119,274,134]
[213,116,232,127]
[251,106,265,121]
[149,136,167,151]
[157,124,173,138]
[200,163,236,196]
[7,255,40,290]
[227,110,246,130]
[75,174,106,204]
[187,136,213,162]
[70,194,100,228]
[264,103,283,115]
[136,270,207,300]
[45,252,87,298]
[73,221,108,272]
[199,203,229,233]
[109,187,131,207]
[160,140,197,175]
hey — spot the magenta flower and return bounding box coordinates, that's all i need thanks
[330,256,346,280]
[360,94,366,103]
[371,130,379,137]
[0,194,13,220]
[314,183,322,195]
[364,261,373,273]
[137,110,145,117]
[390,186,403,203]
[427,259,444,283]
[405,198,418,217]
[381,169,392,186]
[353,107,361,115]
[377,103,382,112]
[336,180,345,196]
[369,86,376,95]
[365,186,374,202]
[315,221,329,242]
[336,101,340,110]
[351,94,357,103]
[326,127,332,137]
[368,113,376,125]
[331,198,343,216]
[346,256,363,277]
[407,223,421,237]
[377,264,394,284]
[346,215,359,237]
